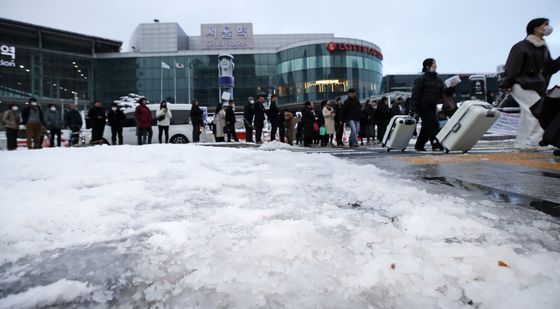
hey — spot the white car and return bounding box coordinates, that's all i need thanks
[68,103,208,145]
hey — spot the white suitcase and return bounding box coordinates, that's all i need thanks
[436,100,500,153]
[382,115,417,152]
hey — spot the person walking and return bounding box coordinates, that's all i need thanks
[267,94,280,141]
[156,100,172,144]
[21,98,44,149]
[243,97,254,143]
[87,100,106,144]
[253,95,266,144]
[135,97,152,145]
[2,103,20,150]
[333,97,344,146]
[190,99,203,143]
[411,58,445,151]
[107,103,126,145]
[43,104,63,147]
[64,103,82,146]
[214,103,226,142]
[322,100,336,145]
[341,88,362,147]
[501,18,560,150]
[376,97,392,143]
[226,100,239,142]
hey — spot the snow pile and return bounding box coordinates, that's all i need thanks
[0,145,559,308]
[259,141,294,150]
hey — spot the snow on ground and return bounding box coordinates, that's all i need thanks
[259,141,294,150]
[0,144,559,308]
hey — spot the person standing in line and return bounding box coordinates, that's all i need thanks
[391,97,405,116]
[267,94,280,141]
[21,98,44,149]
[411,58,445,151]
[333,97,344,146]
[135,97,152,145]
[340,89,362,148]
[190,99,203,143]
[283,109,298,145]
[2,103,20,150]
[64,103,82,146]
[363,99,376,144]
[87,100,106,144]
[278,109,286,144]
[243,97,255,143]
[375,96,392,143]
[107,103,126,145]
[214,103,226,142]
[501,17,560,150]
[322,100,336,146]
[44,104,63,147]
[253,95,266,144]
[156,100,172,144]
[301,101,317,147]
[226,99,239,142]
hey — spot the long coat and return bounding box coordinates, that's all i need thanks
[322,106,336,134]
[214,109,226,138]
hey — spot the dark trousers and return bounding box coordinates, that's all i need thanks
[158,125,169,143]
[304,135,313,147]
[91,125,105,143]
[49,128,62,147]
[6,127,18,150]
[26,122,43,149]
[244,123,253,142]
[227,125,238,142]
[111,126,123,145]
[192,123,201,142]
[137,127,148,145]
[377,123,388,143]
[335,121,344,145]
[270,123,278,141]
[415,109,439,149]
[255,125,263,143]
[69,127,80,146]
[279,125,285,143]
[147,127,153,144]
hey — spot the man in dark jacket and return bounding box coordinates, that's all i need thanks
[21,98,45,149]
[253,95,266,143]
[340,88,362,147]
[44,104,63,147]
[190,99,203,143]
[87,100,106,143]
[135,97,152,145]
[333,97,344,146]
[391,97,405,116]
[226,99,239,142]
[502,18,560,150]
[301,101,317,147]
[107,103,126,145]
[411,58,445,151]
[267,95,280,141]
[243,97,255,143]
[64,103,83,146]
[376,97,392,143]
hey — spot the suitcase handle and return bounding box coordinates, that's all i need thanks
[452,123,461,133]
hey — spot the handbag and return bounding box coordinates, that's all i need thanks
[313,122,319,133]
[157,111,166,121]
[319,126,327,136]
[442,94,457,112]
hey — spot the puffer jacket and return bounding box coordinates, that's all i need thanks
[411,72,444,112]
[2,110,20,129]
[156,108,172,126]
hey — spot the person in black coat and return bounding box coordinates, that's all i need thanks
[267,95,280,141]
[226,100,239,142]
[87,100,106,143]
[340,88,362,147]
[375,97,392,143]
[301,101,317,147]
[411,58,445,151]
[190,99,203,142]
[253,95,266,143]
[501,18,560,150]
[333,97,344,146]
[64,103,83,145]
[363,100,376,144]
[243,97,254,143]
[390,97,405,116]
[107,103,126,145]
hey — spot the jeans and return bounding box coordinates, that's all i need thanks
[137,127,148,145]
[346,120,360,147]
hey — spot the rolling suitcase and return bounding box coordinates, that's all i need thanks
[382,115,416,152]
[436,100,500,153]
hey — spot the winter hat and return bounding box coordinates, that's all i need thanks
[526,18,549,35]
[422,58,435,72]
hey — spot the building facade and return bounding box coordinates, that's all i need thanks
[1,19,383,108]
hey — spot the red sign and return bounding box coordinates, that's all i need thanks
[326,42,383,61]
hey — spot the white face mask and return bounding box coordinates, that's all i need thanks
[249,100,254,104]
[31,102,37,106]
[50,107,56,111]
[544,25,553,36]
[112,107,117,111]
[11,106,18,111]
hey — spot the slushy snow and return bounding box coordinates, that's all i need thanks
[0,144,559,308]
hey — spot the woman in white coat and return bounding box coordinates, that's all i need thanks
[156,101,173,143]
[214,103,226,142]
[322,100,336,145]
